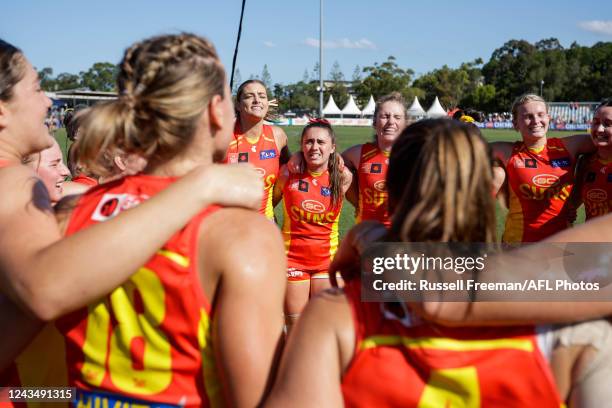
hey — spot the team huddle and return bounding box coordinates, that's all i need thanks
[1,32,612,407]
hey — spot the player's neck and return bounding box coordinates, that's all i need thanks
[0,132,31,163]
[239,117,264,140]
[307,162,328,175]
[147,138,213,177]
[377,138,394,153]
[523,135,547,150]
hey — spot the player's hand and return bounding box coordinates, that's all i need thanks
[195,164,263,210]
[287,152,304,174]
[329,221,387,284]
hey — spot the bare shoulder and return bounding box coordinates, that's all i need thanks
[561,133,595,156]
[0,166,52,217]
[489,141,514,165]
[271,125,288,148]
[341,144,363,170]
[278,164,290,182]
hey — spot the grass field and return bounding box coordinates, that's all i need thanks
[53,126,585,241]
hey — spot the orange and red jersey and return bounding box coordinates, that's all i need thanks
[71,174,98,186]
[341,280,561,407]
[356,143,390,227]
[56,175,222,408]
[503,138,574,242]
[580,155,612,220]
[224,123,279,219]
[281,170,342,272]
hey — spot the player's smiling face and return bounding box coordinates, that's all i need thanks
[238,82,269,121]
[591,106,612,152]
[374,101,406,146]
[514,101,550,140]
[302,127,335,171]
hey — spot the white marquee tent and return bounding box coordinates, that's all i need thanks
[407,96,426,118]
[426,97,447,118]
[341,95,362,116]
[361,95,375,116]
[322,95,342,116]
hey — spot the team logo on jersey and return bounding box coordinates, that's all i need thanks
[514,159,525,168]
[374,180,386,192]
[92,193,145,221]
[532,174,559,188]
[371,163,382,174]
[298,180,309,192]
[586,172,596,182]
[260,149,277,160]
[321,187,331,197]
[238,152,249,163]
[550,157,570,168]
[254,167,266,177]
[251,145,257,153]
[301,199,325,213]
[524,158,537,168]
[586,188,607,202]
[227,153,239,164]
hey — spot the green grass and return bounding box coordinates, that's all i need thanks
[54,126,585,241]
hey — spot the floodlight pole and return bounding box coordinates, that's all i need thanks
[319,0,324,117]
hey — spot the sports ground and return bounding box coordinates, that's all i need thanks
[54,127,585,240]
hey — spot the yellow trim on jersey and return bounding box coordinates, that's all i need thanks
[381,149,390,157]
[329,205,341,261]
[503,186,525,243]
[264,186,275,220]
[527,145,545,154]
[360,335,534,352]
[15,323,70,408]
[262,135,275,143]
[157,249,190,268]
[199,309,224,407]
[282,199,292,255]
[362,149,378,161]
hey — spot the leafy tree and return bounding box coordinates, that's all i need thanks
[352,65,362,82]
[311,62,320,81]
[261,64,272,89]
[355,56,414,101]
[55,73,81,91]
[330,61,344,82]
[302,69,310,83]
[80,62,118,92]
[38,67,55,91]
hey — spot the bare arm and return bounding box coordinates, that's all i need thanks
[273,166,289,208]
[342,145,362,209]
[562,133,596,158]
[0,164,262,321]
[266,290,353,408]
[272,126,291,165]
[201,209,286,407]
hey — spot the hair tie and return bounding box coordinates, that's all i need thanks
[308,118,331,125]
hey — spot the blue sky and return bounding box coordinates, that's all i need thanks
[2,0,611,85]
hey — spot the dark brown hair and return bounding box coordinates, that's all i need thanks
[0,39,27,102]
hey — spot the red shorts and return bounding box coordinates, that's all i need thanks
[286,267,329,283]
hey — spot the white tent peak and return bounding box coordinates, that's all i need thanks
[407,96,425,117]
[322,95,341,116]
[361,95,375,116]
[427,97,447,118]
[341,95,362,115]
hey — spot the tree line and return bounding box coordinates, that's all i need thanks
[39,38,611,114]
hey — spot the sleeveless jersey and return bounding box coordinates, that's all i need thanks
[581,156,612,220]
[341,280,562,407]
[503,138,574,242]
[224,123,279,220]
[71,174,98,186]
[356,143,390,227]
[281,170,342,271]
[57,175,222,408]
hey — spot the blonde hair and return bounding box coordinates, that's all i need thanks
[387,119,496,243]
[373,92,407,124]
[78,33,226,177]
[511,93,547,120]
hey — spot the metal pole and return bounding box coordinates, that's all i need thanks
[540,80,544,97]
[319,0,324,117]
